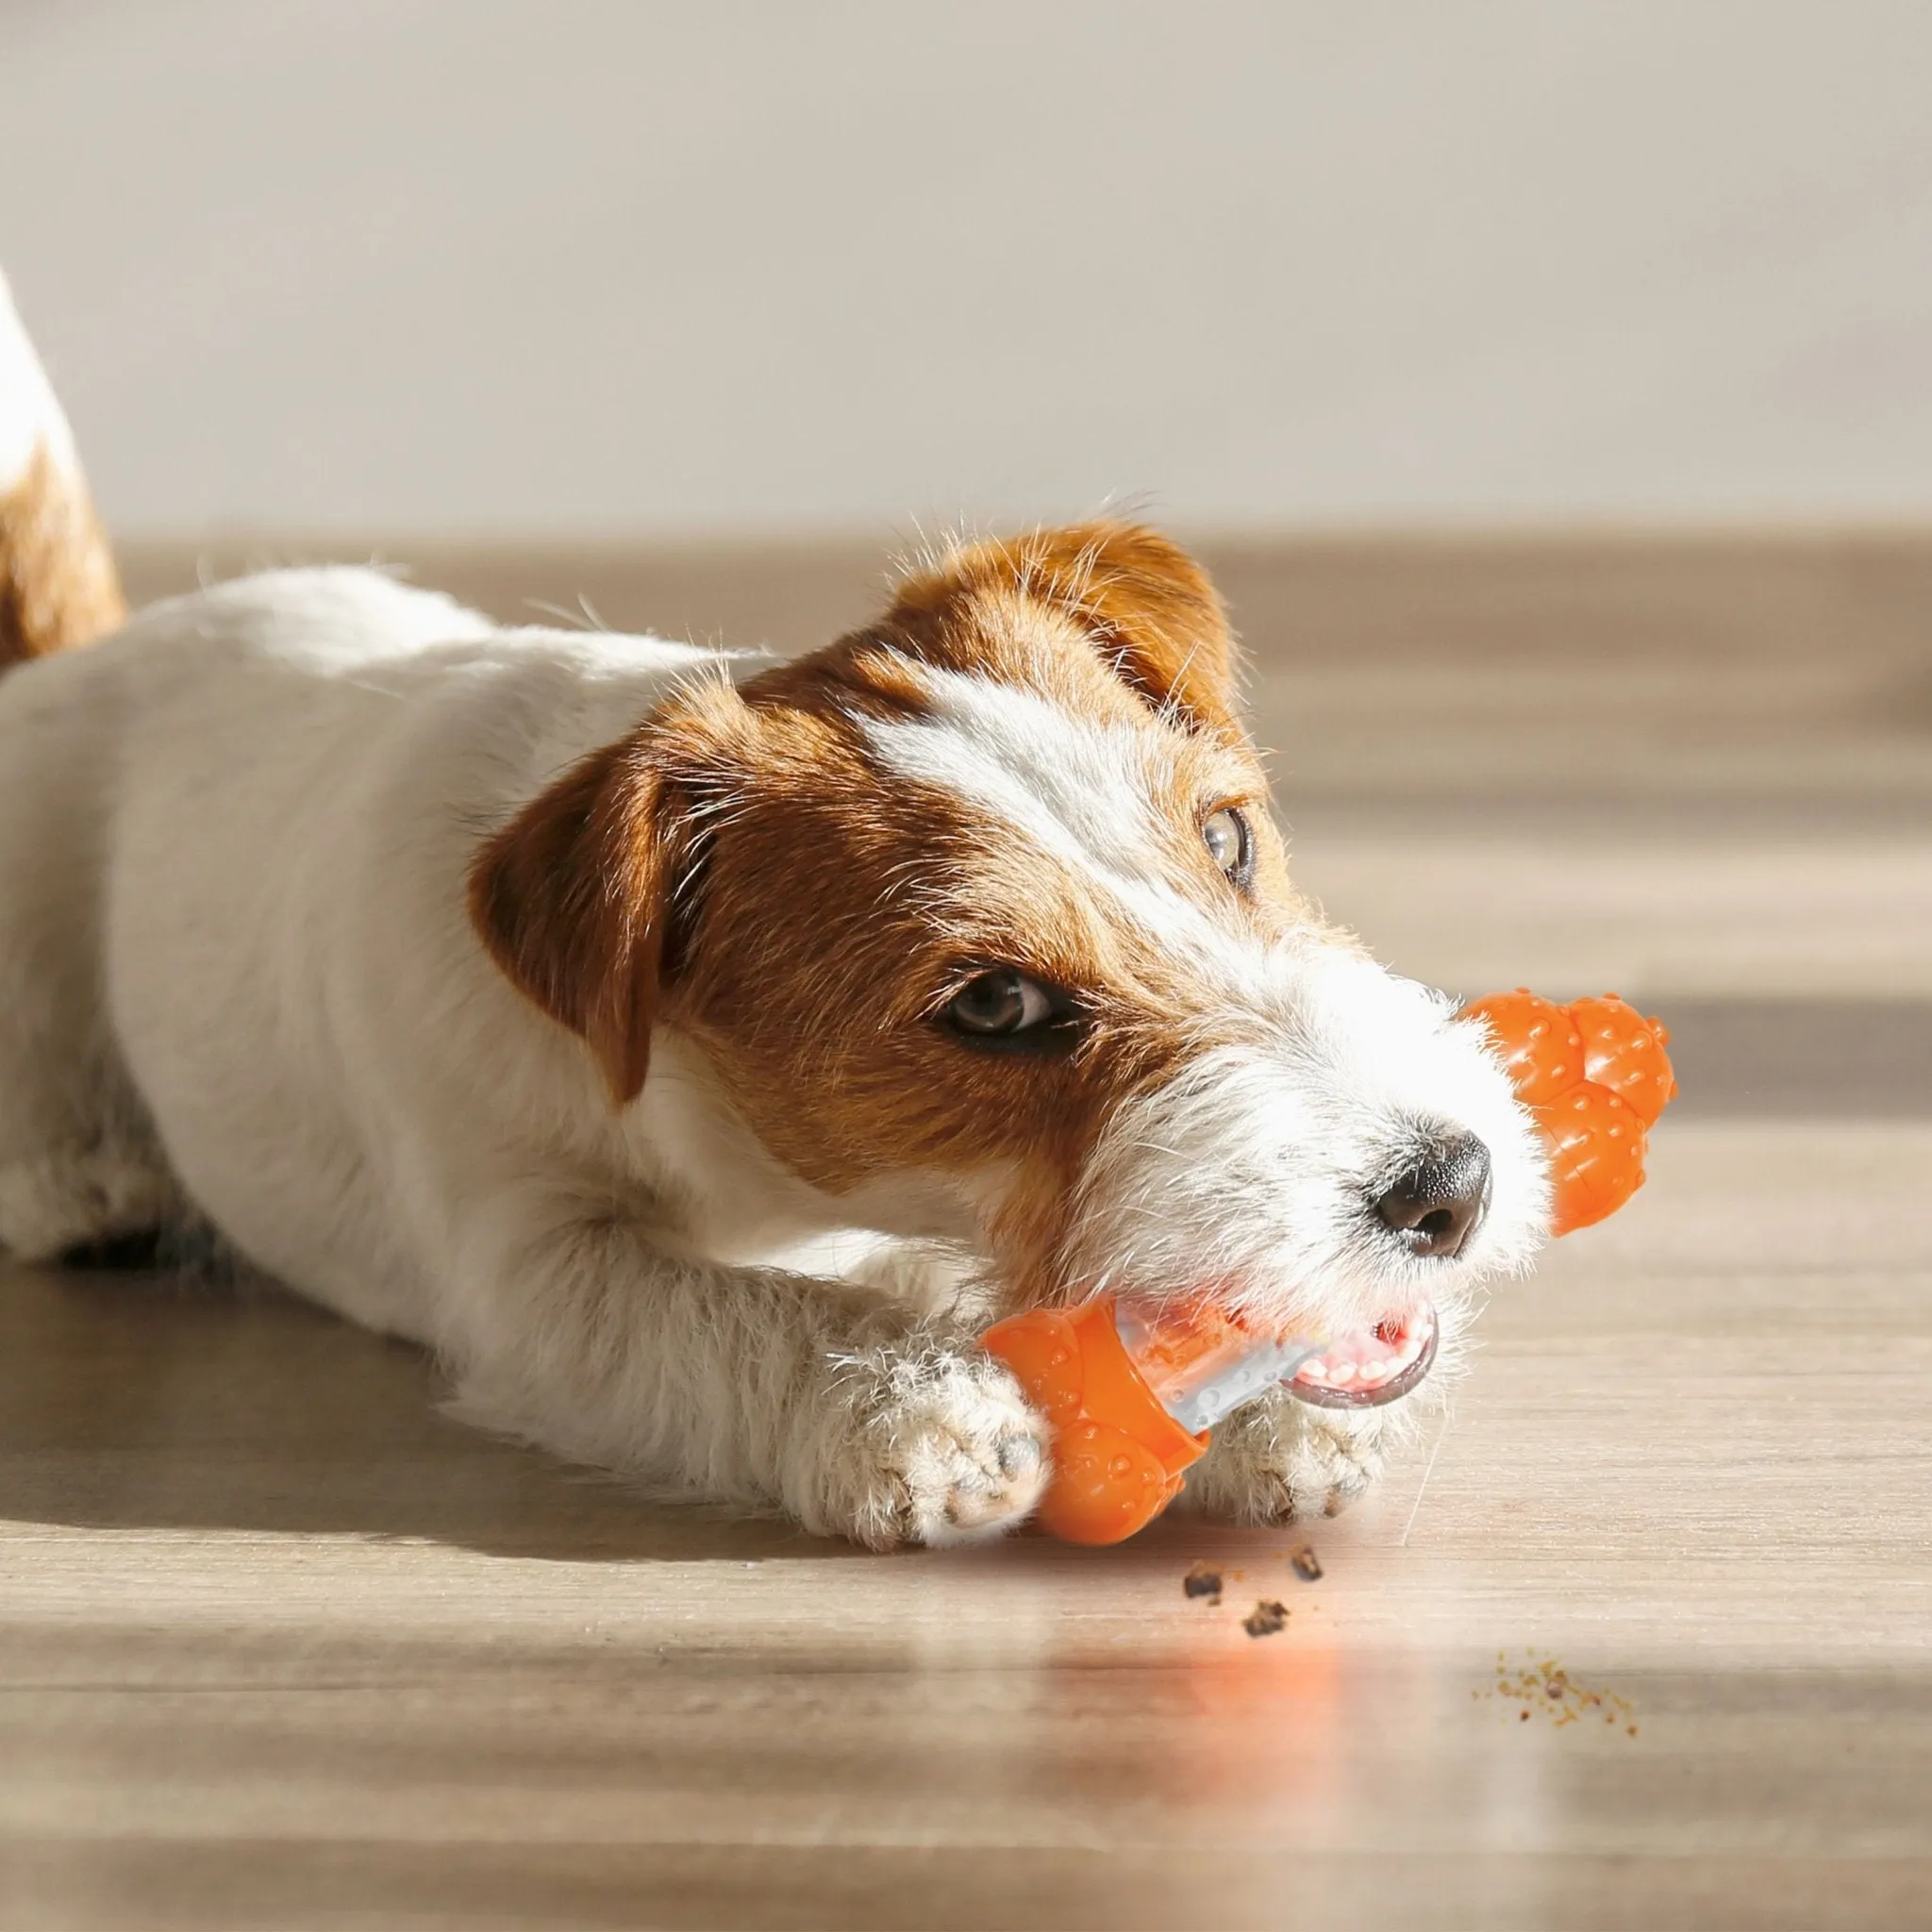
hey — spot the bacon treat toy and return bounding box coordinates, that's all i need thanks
[983,991,1677,1543]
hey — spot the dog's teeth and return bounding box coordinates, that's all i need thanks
[1328,1362,1357,1384]
[1300,1359,1328,1382]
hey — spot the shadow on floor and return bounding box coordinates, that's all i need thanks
[0,1261,833,1563]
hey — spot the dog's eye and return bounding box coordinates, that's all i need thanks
[1202,807,1253,886]
[941,969,1068,1047]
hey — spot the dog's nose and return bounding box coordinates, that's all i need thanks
[1375,1133,1491,1258]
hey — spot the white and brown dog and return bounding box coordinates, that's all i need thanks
[0,277,1546,1546]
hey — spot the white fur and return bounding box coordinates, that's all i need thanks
[863,665,1267,982]
[1066,944,1549,1335]
[0,568,1543,1544]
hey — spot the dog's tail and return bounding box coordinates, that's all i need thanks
[0,270,125,673]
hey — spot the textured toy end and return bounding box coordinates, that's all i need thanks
[1462,990,1676,1234]
[980,1296,1207,1544]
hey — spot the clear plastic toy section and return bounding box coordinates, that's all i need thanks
[1108,1297,1321,1434]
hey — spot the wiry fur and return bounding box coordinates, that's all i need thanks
[0,305,1546,1544]
[1064,959,1547,1336]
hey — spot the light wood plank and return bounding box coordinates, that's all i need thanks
[4,1130,1928,1931]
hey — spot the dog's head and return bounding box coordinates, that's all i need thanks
[471,523,1547,1390]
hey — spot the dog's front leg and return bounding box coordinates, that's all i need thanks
[447,1208,1049,1548]
[1177,1384,1395,1524]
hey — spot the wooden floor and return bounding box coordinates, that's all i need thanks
[5,539,1930,1930]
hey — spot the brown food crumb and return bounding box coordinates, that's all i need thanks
[1484,1651,1636,1738]
[1182,1562,1224,1604]
[1241,1600,1290,1638]
[1290,1544,1323,1582]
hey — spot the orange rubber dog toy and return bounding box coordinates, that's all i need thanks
[1460,990,1676,1234]
[976,1296,1215,1544]
[984,990,1676,1543]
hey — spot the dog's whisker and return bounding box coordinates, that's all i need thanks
[1398,1400,1454,1548]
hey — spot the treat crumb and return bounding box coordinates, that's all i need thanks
[1482,1650,1636,1737]
[1242,1600,1290,1639]
[1182,1562,1224,1604]
[1290,1544,1323,1582]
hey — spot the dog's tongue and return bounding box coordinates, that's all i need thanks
[1286,1303,1440,1409]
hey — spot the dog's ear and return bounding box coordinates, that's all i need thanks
[1010,522,1241,736]
[878,522,1243,739]
[468,733,680,1107]
[884,521,1243,738]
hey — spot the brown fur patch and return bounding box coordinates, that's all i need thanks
[885,522,1244,738]
[739,522,1242,740]
[467,523,1311,1307]
[0,441,125,669]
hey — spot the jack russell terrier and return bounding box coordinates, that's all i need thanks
[0,275,1545,1547]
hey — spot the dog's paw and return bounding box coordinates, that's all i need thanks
[1179,1386,1391,1524]
[809,1350,1051,1550]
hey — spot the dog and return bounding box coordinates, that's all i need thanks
[0,276,1547,1547]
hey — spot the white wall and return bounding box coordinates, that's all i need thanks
[4,0,1929,538]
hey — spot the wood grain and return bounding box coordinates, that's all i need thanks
[5,540,1930,1930]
